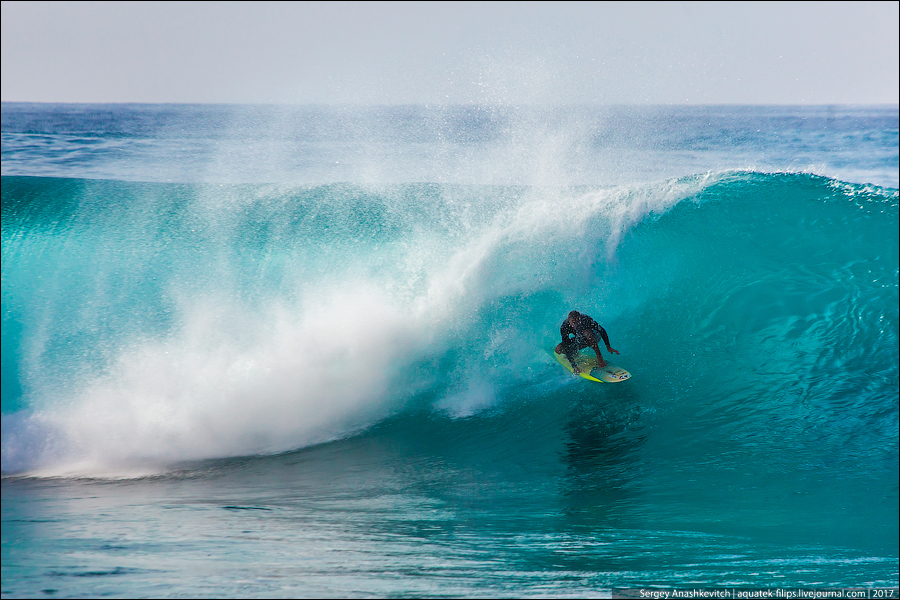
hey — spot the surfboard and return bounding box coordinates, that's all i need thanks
[553,349,631,383]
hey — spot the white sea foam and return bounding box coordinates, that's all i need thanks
[2,171,726,477]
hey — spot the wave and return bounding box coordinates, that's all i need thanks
[1,171,897,477]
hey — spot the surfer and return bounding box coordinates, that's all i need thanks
[556,310,619,373]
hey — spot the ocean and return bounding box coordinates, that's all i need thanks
[1,103,898,598]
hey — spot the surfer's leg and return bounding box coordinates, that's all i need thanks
[561,340,580,373]
[582,331,606,367]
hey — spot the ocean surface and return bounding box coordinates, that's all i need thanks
[2,103,898,598]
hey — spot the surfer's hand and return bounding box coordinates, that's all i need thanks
[607,346,619,355]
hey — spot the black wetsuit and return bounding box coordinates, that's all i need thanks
[560,314,610,367]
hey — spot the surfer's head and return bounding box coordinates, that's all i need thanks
[567,310,580,325]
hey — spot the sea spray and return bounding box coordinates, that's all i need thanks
[1,174,724,474]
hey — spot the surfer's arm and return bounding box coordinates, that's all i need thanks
[597,326,619,355]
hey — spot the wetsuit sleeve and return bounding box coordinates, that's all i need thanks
[561,321,575,341]
[597,325,611,347]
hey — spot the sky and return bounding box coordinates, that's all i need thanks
[2,1,898,105]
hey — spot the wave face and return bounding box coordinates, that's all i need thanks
[2,171,897,483]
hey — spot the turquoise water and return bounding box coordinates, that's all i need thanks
[2,104,898,597]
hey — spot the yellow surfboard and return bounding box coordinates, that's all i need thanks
[554,349,631,383]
